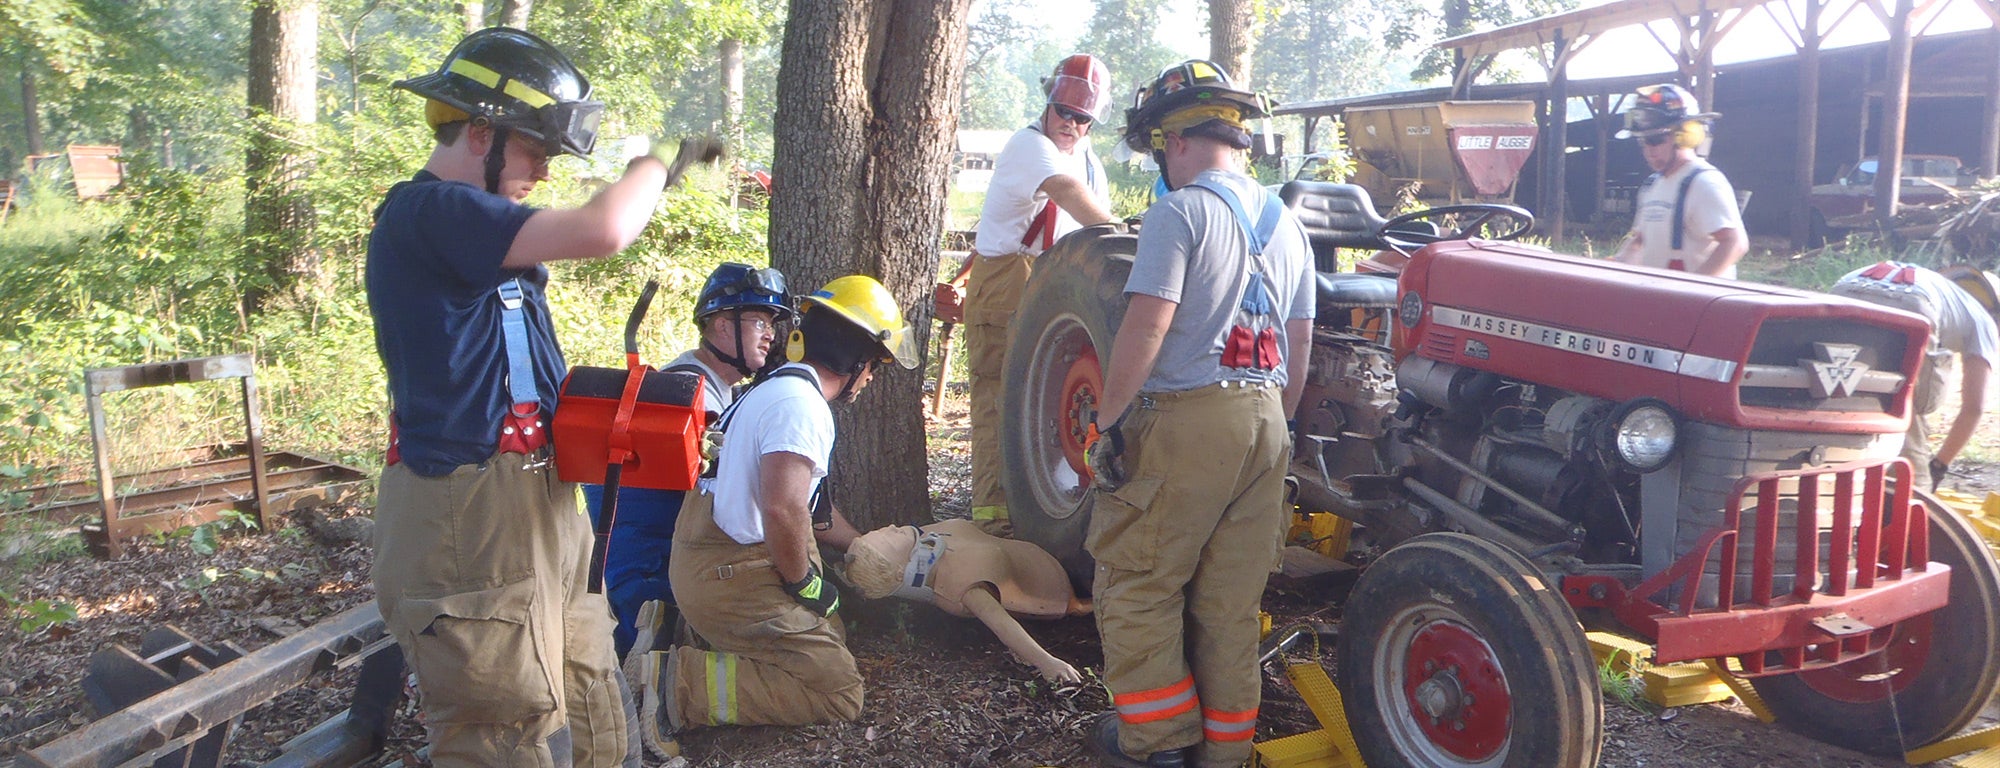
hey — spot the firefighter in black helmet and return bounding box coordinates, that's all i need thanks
[368,27,688,768]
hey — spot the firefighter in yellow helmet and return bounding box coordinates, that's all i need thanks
[633,275,914,756]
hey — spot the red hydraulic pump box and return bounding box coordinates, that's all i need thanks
[552,367,707,491]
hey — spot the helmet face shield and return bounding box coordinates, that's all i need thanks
[539,99,604,157]
[1048,75,1105,119]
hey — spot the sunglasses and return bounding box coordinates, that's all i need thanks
[1052,105,1094,126]
[1639,132,1674,147]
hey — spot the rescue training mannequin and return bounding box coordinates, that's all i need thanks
[843,519,1093,682]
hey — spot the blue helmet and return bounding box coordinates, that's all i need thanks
[695,263,793,323]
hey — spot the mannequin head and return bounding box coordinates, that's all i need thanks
[845,525,920,599]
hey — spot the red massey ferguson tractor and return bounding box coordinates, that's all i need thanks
[1000,181,2000,767]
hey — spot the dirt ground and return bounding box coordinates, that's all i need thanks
[1,385,1994,767]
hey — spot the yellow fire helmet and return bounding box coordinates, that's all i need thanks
[797,275,918,369]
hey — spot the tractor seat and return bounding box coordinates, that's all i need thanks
[1280,180,1390,272]
[1316,272,1398,314]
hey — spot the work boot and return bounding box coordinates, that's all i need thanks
[635,640,684,758]
[1090,712,1187,768]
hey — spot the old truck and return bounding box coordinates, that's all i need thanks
[1002,183,2000,766]
[1809,154,1973,244]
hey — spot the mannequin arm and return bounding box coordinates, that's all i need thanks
[960,585,1080,682]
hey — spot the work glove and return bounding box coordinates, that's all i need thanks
[1086,418,1127,492]
[934,281,967,325]
[699,427,726,474]
[1930,457,1950,491]
[782,564,841,617]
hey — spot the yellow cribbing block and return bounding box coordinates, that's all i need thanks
[1904,723,2000,765]
[1285,662,1365,766]
[1642,662,1733,707]
[1252,729,1346,768]
[1952,747,2000,768]
[1586,631,1652,672]
[1310,512,1352,558]
[1260,612,1273,640]
[1701,658,1773,723]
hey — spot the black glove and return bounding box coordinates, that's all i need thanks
[1087,418,1127,491]
[1930,457,1950,491]
[782,564,841,617]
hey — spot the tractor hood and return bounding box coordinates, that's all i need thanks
[1395,240,1932,433]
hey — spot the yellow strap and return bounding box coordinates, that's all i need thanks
[1161,104,1246,134]
[448,59,555,109]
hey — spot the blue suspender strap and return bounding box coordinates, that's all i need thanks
[1187,179,1284,256]
[497,278,540,414]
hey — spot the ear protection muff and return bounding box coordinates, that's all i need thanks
[787,328,806,363]
[1675,120,1706,150]
[1151,128,1167,151]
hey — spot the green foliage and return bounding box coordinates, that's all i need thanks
[1597,655,1652,713]
[13,596,80,634]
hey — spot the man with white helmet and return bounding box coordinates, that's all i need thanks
[945,53,1118,537]
[1612,83,1748,279]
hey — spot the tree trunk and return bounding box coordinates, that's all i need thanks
[1208,0,1253,84]
[721,38,745,149]
[244,0,320,315]
[458,1,485,32]
[772,0,971,533]
[500,0,532,29]
[21,65,43,157]
[128,107,152,160]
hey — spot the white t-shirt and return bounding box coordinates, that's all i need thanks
[973,123,1108,258]
[659,349,731,415]
[701,364,835,545]
[1629,158,1744,278]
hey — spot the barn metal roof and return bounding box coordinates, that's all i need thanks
[1431,0,1777,59]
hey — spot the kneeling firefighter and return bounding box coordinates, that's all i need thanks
[633,275,917,756]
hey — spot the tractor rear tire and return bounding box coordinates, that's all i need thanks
[1748,493,2000,755]
[1001,225,1137,590]
[1338,533,1603,768]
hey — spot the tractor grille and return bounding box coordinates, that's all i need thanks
[1666,422,1900,605]
[1737,318,1910,415]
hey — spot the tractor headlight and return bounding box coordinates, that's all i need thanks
[1610,400,1678,474]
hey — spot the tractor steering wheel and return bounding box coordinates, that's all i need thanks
[1378,204,1536,249]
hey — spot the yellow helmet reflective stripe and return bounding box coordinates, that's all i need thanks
[800,275,918,369]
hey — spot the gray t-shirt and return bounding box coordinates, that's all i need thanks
[660,349,733,415]
[1125,168,1316,393]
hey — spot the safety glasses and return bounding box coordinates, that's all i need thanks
[1052,105,1094,126]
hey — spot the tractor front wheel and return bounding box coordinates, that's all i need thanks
[1748,493,2000,755]
[1338,533,1603,768]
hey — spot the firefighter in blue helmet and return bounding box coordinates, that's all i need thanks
[583,262,793,660]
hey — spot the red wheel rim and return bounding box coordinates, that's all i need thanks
[1057,347,1101,481]
[1795,614,1934,702]
[1401,620,1511,761]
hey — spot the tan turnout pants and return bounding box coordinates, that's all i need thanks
[373,452,636,768]
[966,252,1037,532]
[663,490,863,728]
[1088,385,1290,768]
[1907,349,1954,488]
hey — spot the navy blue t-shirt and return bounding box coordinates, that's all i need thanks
[366,170,567,476]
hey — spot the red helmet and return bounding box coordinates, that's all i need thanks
[1044,54,1111,120]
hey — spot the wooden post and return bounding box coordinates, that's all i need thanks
[1793,0,1825,247]
[1983,28,2000,177]
[1594,93,1612,223]
[1874,0,1914,242]
[1547,30,1570,241]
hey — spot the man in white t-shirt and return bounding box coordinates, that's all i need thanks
[1829,262,2000,490]
[636,276,914,757]
[943,53,1117,537]
[1612,84,1747,279]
